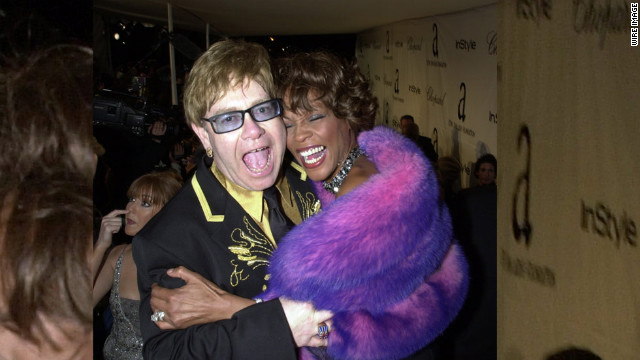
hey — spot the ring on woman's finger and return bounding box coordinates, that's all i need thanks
[151,310,166,322]
[316,321,329,339]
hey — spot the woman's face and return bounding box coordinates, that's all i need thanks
[124,194,161,236]
[282,95,356,182]
[476,162,496,186]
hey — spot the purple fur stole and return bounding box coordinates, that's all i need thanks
[263,126,468,360]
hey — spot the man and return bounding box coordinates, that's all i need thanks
[133,39,330,359]
[400,114,438,164]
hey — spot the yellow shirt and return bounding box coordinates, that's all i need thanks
[210,163,302,246]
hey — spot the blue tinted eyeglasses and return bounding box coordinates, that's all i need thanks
[201,99,282,134]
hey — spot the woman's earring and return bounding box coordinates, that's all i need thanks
[206,148,213,158]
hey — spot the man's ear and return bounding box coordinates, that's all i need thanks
[191,122,212,150]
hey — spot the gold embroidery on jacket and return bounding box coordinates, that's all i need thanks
[228,217,275,287]
[296,191,321,220]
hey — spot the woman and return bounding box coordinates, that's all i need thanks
[260,52,469,360]
[150,51,468,360]
[93,172,181,360]
[0,42,94,359]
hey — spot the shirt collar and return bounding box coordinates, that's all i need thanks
[210,162,290,222]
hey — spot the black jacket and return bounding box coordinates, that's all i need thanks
[133,156,319,359]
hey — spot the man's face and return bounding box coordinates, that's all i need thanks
[192,79,286,191]
[400,118,412,135]
[476,162,496,186]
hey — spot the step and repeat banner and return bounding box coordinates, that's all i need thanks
[356,4,497,188]
[498,1,639,359]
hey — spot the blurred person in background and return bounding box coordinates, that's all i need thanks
[0,38,94,360]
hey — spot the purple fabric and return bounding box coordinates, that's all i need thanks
[263,126,468,360]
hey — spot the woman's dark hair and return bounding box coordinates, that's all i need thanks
[274,51,378,135]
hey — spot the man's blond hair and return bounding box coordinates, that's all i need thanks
[183,39,274,128]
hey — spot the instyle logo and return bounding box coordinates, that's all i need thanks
[489,111,498,124]
[408,85,422,95]
[455,39,477,51]
[581,200,637,248]
[457,83,466,122]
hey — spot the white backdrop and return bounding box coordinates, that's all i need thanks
[498,1,640,359]
[356,4,497,188]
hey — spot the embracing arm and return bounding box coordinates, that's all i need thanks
[150,266,255,330]
[133,234,330,359]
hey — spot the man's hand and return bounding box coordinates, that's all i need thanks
[150,266,255,330]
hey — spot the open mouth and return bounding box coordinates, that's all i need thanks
[242,146,272,173]
[298,146,326,167]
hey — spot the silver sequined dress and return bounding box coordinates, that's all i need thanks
[103,249,144,360]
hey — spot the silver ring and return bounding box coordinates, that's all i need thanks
[151,310,166,322]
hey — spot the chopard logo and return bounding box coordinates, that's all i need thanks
[573,0,630,49]
[427,86,446,105]
[407,36,423,51]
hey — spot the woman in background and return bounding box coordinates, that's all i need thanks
[93,172,181,360]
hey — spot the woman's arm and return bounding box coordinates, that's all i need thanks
[93,244,125,307]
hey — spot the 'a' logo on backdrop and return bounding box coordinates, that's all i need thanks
[432,128,438,155]
[432,23,439,58]
[384,101,389,125]
[394,69,400,94]
[386,30,390,53]
[512,125,533,246]
[458,82,466,122]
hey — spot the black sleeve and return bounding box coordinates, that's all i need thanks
[133,234,298,360]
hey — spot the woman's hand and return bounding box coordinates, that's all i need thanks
[150,266,255,330]
[93,209,127,283]
[96,209,127,250]
[280,297,333,348]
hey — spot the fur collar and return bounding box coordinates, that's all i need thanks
[264,126,468,359]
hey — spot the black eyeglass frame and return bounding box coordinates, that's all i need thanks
[201,98,283,134]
